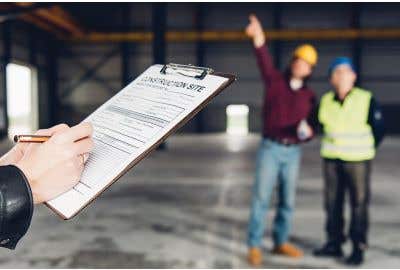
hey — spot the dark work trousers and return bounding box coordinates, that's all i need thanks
[323,159,371,247]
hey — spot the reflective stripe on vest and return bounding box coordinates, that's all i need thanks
[318,87,375,161]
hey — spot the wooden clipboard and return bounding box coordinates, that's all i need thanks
[46,63,236,219]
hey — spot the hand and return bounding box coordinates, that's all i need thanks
[0,124,70,166]
[15,123,94,204]
[0,141,26,166]
[297,121,314,140]
[245,14,266,48]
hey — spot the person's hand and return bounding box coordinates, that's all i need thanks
[245,14,266,48]
[0,124,70,166]
[297,121,314,140]
[0,141,26,166]
[15,123,94,204]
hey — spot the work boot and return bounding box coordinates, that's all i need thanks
[313,242,343,258]
[247,247,263,266]
[272,243,304,258]
[346,245,365,266]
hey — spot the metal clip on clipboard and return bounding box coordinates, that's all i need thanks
[160,63,214,80]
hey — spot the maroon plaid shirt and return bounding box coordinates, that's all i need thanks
[254,45,316,144]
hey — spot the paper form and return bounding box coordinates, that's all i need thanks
[46,64,230,219]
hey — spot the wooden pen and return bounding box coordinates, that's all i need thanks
[14,135,51,143]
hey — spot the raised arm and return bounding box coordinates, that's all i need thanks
[245,14,278,82]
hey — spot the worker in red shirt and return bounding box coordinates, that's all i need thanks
[245,14,318,266]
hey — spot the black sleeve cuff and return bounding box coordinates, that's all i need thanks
[0,165,34,249]
[367,97,386,148]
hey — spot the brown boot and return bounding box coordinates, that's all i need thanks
[272,243,303,258]
[247,247,263,266]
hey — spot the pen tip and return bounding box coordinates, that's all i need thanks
[13,135,18,143]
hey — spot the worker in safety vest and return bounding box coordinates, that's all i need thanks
[313,57,385,265]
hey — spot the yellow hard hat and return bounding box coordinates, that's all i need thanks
[293,44,318,66]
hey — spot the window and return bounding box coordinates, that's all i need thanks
[6,63,38,138]
[226,104,249,135]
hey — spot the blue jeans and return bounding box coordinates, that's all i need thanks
[247,138,301,247]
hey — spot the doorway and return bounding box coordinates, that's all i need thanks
[6,62,38,138]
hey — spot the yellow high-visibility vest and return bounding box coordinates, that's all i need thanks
[318,87,375,161]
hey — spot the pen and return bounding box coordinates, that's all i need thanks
[14,135,51,143]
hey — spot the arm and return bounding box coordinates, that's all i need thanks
[0,123,94,249]
[308,100,323,135]
[298,96,320,142]
[246,14,278,83]
[368,97,385,148]
[254,45,278,84]
[0,165,33,249]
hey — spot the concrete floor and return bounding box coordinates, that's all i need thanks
[0,133,399,268]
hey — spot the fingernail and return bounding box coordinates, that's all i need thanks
[83,153,89,163]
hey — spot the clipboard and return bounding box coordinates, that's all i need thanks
[46,63,236,219]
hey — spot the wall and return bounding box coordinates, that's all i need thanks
[0,20,54,135]
[8,3,400,134]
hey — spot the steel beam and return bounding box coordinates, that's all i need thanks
[152,3,167,149]
[21,13,67,37]
[272,3,283,69]
[47,36,59,126]
[0,3,54,22]
[14,3,85,37]
[0,21,11,136]
[68,28,400,43]
[121,4,131,87]
[28,25,37,66]
[195,3,206,133]
[60,48,120,99]
[60,48,115,94]
[152,3,167,65]
[352,3,363,85]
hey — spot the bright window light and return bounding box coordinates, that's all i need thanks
[6,63,37,137]
[226,104,249,135]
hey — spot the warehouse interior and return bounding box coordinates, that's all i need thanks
[0,2,400,268]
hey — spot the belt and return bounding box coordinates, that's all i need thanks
[266,137,298,146]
